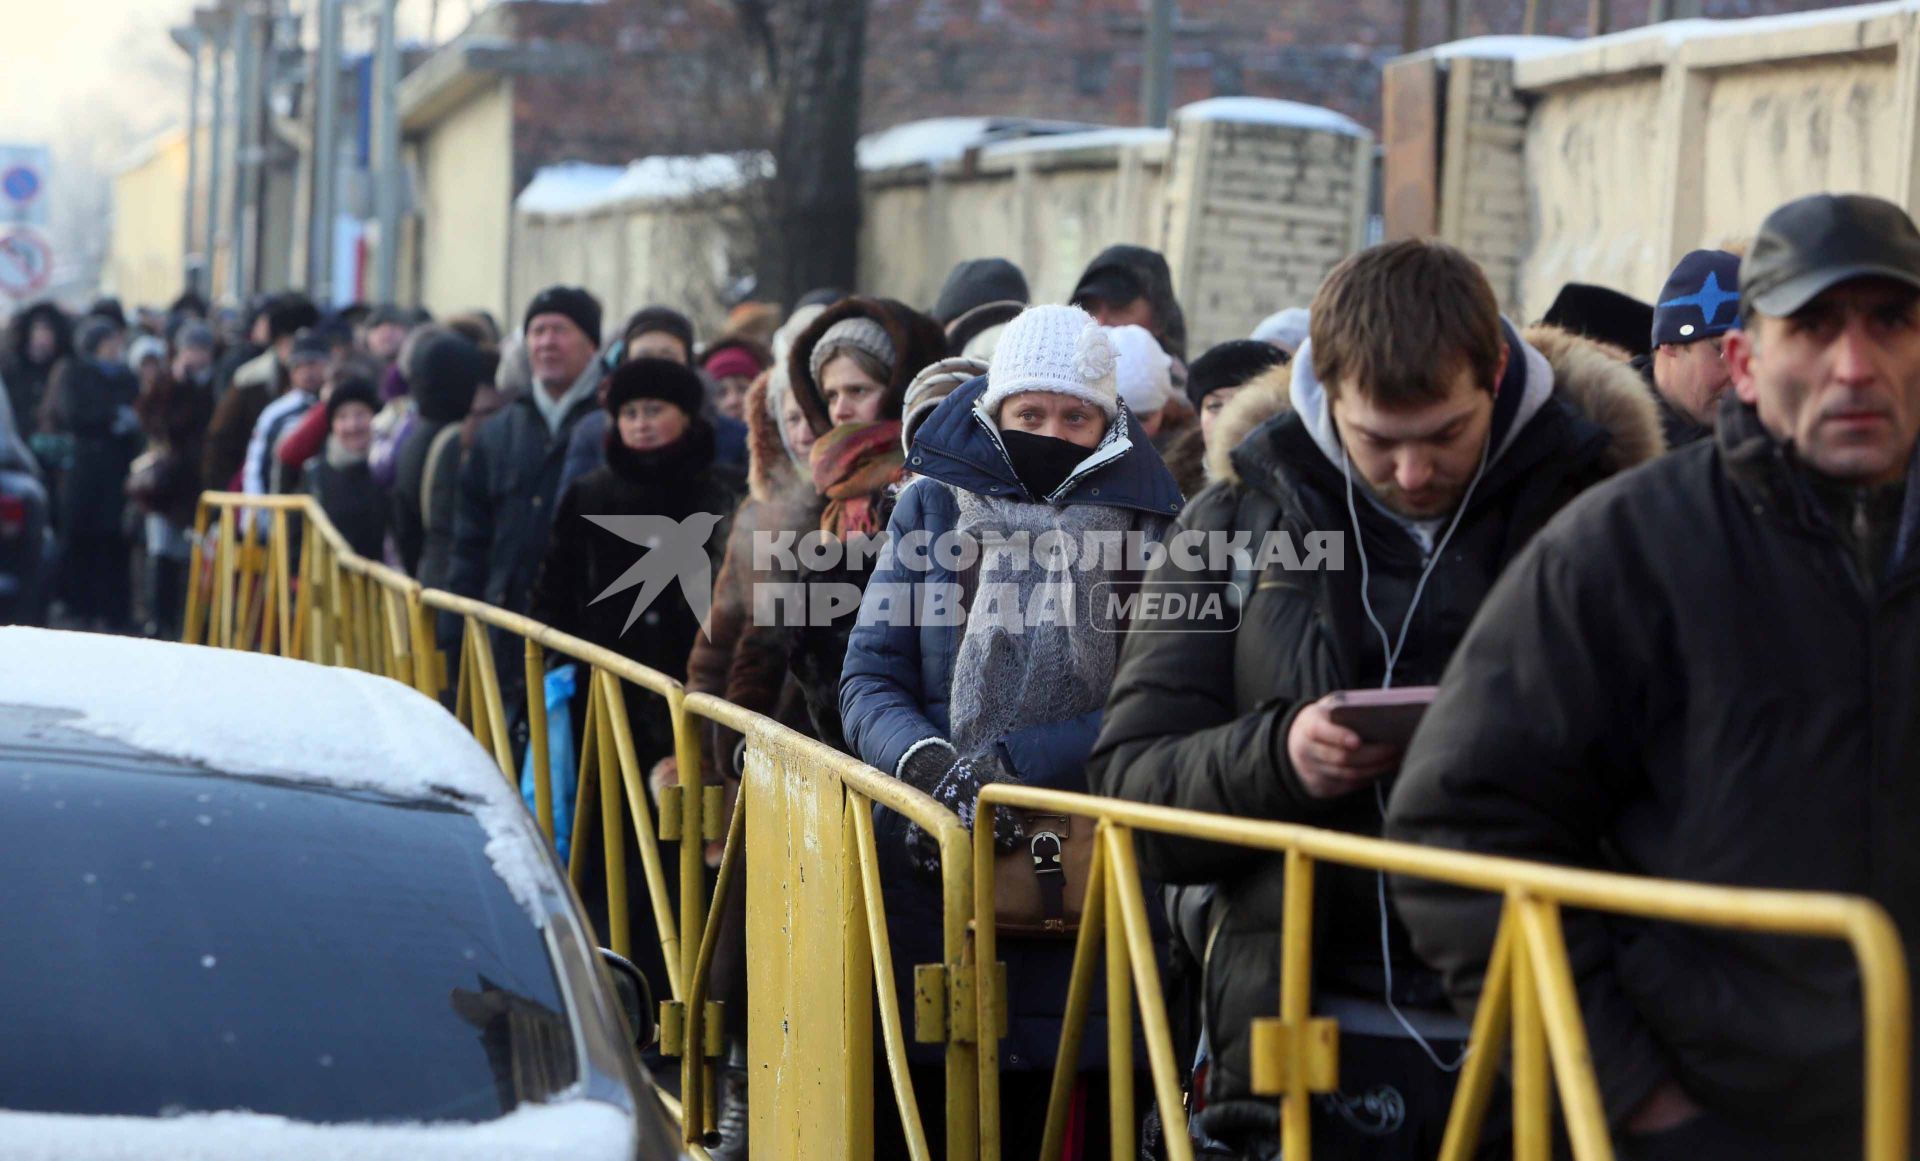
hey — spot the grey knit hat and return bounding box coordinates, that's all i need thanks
[807,317,896,386]
[902,356,990,456]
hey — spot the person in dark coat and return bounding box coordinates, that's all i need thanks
[530,357,742,763]
[302,376,387,559]
[202,295,319,491]
[2,300,73,442]
[129,325,217,638]
[1388,193,1920,1161]
[1087,239,1665,1160]
[841,306,1183,1158]
[38,317,145,632]
[1163,339,1292,499]
[449,285,604,621]
[390,331,494,577]
[557,305,699,498]
[1640,249,1742,448]
[1070,243,1189,361]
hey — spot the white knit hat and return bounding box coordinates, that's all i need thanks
[979,304,1119,419]
[1105,324,1171,416]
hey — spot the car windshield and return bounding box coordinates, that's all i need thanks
[0,724,577,1124]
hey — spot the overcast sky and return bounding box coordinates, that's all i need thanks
[0,0,193,149]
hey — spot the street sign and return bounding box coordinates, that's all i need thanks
[0,144,51,229]
[0,229,53,297]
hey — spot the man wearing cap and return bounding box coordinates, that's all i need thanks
[449,286,606,624]
[1390,192,1920,1159]
[1643,249,1743,447]
[1070,244,1189,361]
[242,329,330,497]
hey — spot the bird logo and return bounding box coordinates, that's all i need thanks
[583,513,725,634]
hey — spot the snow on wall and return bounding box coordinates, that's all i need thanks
[0,628,561,925]
[1175,97,1368,138]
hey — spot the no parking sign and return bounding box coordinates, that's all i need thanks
[0,229,53,298]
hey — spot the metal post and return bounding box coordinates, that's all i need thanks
[308,0,342,302]
[204,18,228,301]
[1523,0,1544,34]
[1403,0,1424,53]
[177,28,204,294]
[373,0,401,302]
[1446,0,1467,42]
[1646,0,1669,22]
[1141,0,1173,129]
[227,1,257,300]
[1587,0,1610,36]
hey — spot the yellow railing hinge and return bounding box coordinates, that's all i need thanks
[914,964,946,1044]
[1248,1016,1340,1097]
[658,785,682,841]
[702,785,725,842]
[703,1000,726,1058]
[660,1000,686,1057]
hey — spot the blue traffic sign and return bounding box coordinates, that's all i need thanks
[2,166,40,205]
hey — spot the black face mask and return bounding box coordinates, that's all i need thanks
[999,428,1093,501]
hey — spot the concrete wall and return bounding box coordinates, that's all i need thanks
[413,78,515,321]
[108,130,190,309]
[858,130,1171,313]
[509,194,751,335]
[1397,5,1920,322]
[510,104,1374,349]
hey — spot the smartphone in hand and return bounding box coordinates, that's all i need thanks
[1323,686,1439,748]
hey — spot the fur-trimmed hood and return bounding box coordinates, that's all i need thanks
[1205,322,1664,487]
[744,368,801,503]
[786,296,947,438]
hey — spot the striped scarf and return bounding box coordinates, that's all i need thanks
[810,420,905,539]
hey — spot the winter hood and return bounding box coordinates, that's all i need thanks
[904,376,1184,517]
[1207,321,1664,488]
[786,297,947,438]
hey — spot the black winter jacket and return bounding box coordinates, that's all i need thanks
[449,387,599,617]
[1387,396,1920,1145]
[529,422,742,760]
[305,451,388,560]
[1088,325,1664,1103]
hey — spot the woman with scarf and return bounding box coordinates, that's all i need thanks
[840,304,1183,1158]
[728,297,946,751]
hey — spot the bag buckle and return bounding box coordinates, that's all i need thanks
[1030,830,1064,876]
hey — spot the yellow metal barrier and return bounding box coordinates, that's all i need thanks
[185,492,1911,1161]
[972,784,1912,1161]
[183,492,977,1160]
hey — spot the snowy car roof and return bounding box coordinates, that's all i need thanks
[0,628,557,924]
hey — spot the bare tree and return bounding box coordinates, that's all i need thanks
[731,0,869,305]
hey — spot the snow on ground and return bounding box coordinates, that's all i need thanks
[0,628,559,925]
[0,1099,633,1161]
[1175,97,1368,138]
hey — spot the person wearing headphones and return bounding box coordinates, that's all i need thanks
[1088,238,1666,1159]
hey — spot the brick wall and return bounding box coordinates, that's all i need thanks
[1164,112,1372,351]
[1437,57,1528,310]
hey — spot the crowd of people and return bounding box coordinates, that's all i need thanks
[3,189,1916,1161]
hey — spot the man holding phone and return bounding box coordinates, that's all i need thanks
[1390,195,1920,1160]
[1090,239,1664,1159]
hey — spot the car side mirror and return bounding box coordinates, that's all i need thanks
[599,948,655,1051]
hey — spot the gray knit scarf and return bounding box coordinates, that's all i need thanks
[945,485,1135,763]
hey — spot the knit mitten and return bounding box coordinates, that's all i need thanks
[895,738,958,794]
[905,752,1023,874]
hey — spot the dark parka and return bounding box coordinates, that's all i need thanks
[2,302,72,433]
[448,383,599,617]
[840,377,1182,1071]
[1386,395,1920,1147]
[391,333,491,577]
[529,422,742,762]
[39,357,142,539]
[1086,324,1665,1103]
[304,452,388,561]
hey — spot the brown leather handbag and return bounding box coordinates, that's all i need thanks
[994,810,1096,937]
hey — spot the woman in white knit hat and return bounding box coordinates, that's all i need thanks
[841,303,1184,1158]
